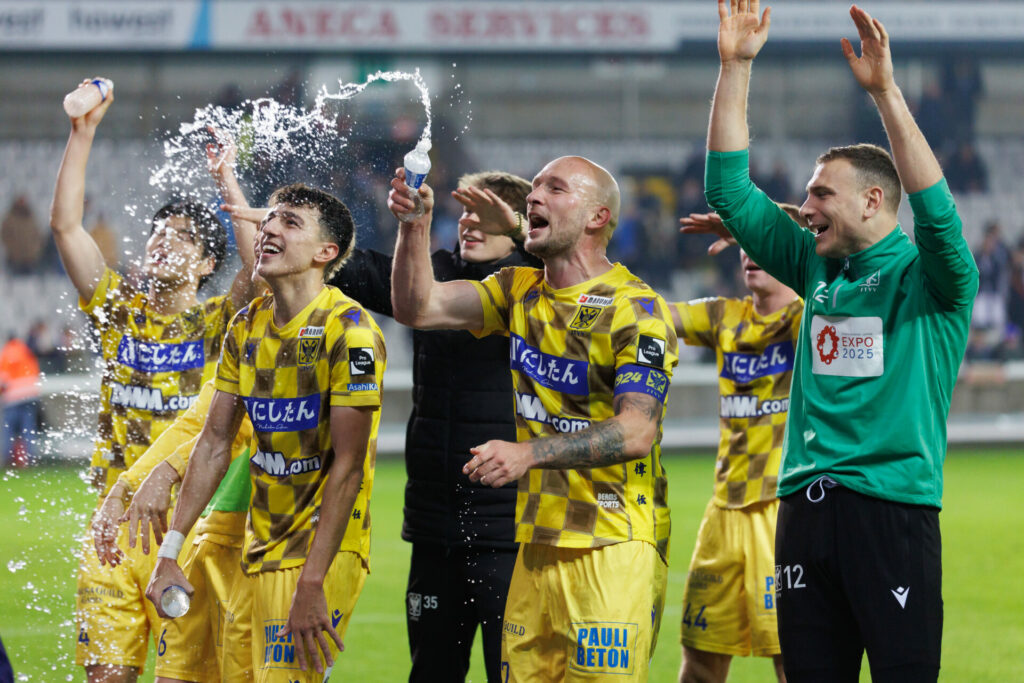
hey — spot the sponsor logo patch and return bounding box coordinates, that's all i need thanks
[243,395,320,432]
[569,622,637,675]
[109,382,198,412]
[347,382,379,392]
[116,337,205,373]
[810,316,883,377]
[250,449,322,477]
[261,620,300,669]
[578,293,614,307]
[515,392,591,433]
[720,341,794,384]
[614,364,669,402]
[719,394,790,419]
[349,347,374,376]
[510,333,588,395]
[636,335,665,368]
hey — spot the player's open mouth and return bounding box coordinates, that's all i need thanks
[261,243,282,255]
[812,223,830,238]
[744,264,762,272]
[527,214,549,234]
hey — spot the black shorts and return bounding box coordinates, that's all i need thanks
[774,478,942,683]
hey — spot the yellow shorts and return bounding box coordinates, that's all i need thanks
[75,505,171,670]
[154,511,251,683]
[251,551,367,683]
[501,541,668,682]
[680,498,780,657]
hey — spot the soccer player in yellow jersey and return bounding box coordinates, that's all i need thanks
[389,156,678,682]
[673,207,804,683]
[50,81,258,683]
[146,183,386,683]
[89,129,261,683]
[93,379,256,683]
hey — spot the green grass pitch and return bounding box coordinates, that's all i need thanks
[1,448,1022,681]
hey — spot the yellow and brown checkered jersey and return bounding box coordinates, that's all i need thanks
[471,263,678,561]
[80,268,235,497]
[215,285,385,574]
[675,296,802,509]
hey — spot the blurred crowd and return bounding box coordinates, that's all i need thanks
[1,55,1017,382]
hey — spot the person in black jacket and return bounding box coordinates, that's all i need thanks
[331,170,539,683]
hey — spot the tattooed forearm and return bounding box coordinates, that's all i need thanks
[612,393,660,421]
[528,392,662,470]
[529,419,628,470]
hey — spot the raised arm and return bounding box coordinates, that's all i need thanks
[843,5,941,193]
[49,80,115,303]
[206,128,260,309]
[387,170,486,330]
[280,405,373,674]
[844,6,977,308]
[144,389,244,616]
[707,0,772,153]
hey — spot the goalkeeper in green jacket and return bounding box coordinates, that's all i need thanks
[687,3,979,681]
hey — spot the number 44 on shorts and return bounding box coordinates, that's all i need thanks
[682,602,708,631]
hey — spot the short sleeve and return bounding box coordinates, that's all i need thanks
[675,298,719,348]
[612,297,678,405]
[78,268,121,329]
[214,308,245,395]
[327,316,384,408]
[468,268,514,338]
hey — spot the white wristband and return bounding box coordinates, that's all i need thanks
[156,530,186,561]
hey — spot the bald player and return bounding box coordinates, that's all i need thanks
[389,156,678,682]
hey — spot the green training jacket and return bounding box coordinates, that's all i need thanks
[705,150,978,508]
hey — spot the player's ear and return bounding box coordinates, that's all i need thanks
[863,185,884,219]
[313,241,339,267]
[587,206,612,232]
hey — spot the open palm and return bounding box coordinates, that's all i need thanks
[718,0,772,62]
[842,5,895,95]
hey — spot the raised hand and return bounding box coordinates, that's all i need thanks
[842,5,895,96]
[205,125,238,178]
[221,203,269,225]
[680,212,738,255]
[68,78,115,131]
[387,168,435,225]
[451,185,519,236]
[717,0,772,63]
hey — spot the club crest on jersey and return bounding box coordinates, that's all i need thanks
[181,308,202,334]
[636,335,665,368]
[569,305,603,332]
[297,326,324,366]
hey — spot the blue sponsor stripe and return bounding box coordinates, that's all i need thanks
[243,394,320,432]
[720,340,794,384]
[509,333,589,395]
[614,364,669,403]
[116,337,205,373]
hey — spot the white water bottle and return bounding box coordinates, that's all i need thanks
[160,585,190,618]
[63,78,114,118]
[398,139,431,222]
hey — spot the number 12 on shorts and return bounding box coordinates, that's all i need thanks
[682,602,708,631]
[775,564,806,592]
